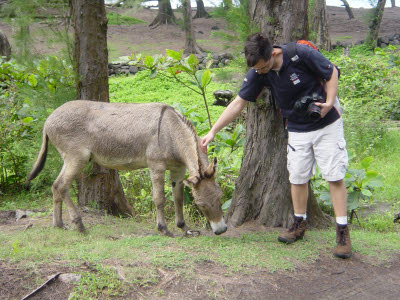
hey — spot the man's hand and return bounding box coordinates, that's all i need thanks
[200,132,216,154]
[314,102,333,118]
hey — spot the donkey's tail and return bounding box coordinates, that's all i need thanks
[26,128,49,186]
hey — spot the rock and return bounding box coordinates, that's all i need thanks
[58,273,82,283]
[15,209,34,221]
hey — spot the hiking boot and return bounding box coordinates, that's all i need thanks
[334,224,352,259]
[278,216,307,244]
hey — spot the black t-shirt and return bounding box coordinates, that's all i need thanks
[238,44,340,132]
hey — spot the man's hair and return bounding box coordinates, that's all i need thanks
[244,33,273,67]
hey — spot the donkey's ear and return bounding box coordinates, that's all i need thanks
[182,176,201,187]
[204,157,217,178]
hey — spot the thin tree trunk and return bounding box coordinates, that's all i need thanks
[149,0,176,28]
[183,0,204,54]
[194,0,210,19]
[340,0,354,19]
[70,0,133,217]
[0,30,11,60]
[366,0,387,46]
[226,0,330,228]
[311,0,331,50]
[391,0,395,7]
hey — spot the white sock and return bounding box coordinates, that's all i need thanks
[336,216,348,225]
[295,213,307,220]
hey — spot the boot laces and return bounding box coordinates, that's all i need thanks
[337,228,347,245]
[289,218,301,232]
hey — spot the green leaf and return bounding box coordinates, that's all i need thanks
[222,199,232,211]
[347,190,360,211]
[27,74,37,87]
[225,139,235,147]
[361,188,372,197]
[206,59,214,69]
[360,156,373,169]
[22,117,33,124]
[187,54,199,71]
[201,69,211,88]
[166,49,182,61]
[149,69,157,78]
[144,56,154,68]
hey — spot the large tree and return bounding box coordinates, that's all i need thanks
[183,0,203,54]
[69,0,133,216]
[311,0,331,50]
[149,0,176,28]
[366,0,387,46]
[226,0,330,228]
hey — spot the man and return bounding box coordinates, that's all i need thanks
[200,33,351,259]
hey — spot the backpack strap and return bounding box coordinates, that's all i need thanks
[286,41,300,63]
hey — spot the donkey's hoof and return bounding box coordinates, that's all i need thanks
[73,219,86,233]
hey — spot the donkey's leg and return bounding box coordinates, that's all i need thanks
[52,164,67,229]
[149,164,172,237]
[53,154,89,232]
[171,167,189,232]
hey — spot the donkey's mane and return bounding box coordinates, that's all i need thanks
[158,105,203,177]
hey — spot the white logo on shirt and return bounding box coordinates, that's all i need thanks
[244,77,248,82]
[290,73,300,85]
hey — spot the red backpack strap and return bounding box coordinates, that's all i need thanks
[297,40,319,51]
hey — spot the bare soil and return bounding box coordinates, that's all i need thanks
[1,5,400,300]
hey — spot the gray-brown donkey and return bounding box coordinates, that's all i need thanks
[26,100,227,236]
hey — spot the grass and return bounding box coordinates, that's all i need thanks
[106,12,147,25]
[0,214,399,297]
[369,130,400,202]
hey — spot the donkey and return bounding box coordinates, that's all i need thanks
[26,100,227,236]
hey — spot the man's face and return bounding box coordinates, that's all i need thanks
[252,58,273,74]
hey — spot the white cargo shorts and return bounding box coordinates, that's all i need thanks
[287,117,348,184]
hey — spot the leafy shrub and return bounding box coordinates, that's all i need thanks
[0,56,75,194]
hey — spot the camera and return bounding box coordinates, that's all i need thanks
[294,93,324,121]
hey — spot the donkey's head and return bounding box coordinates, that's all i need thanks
[183,157,227,235]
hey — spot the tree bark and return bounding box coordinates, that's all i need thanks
[194,0,210,19]
[183,0,203,54]
[70,0,133,217]
[0,30,11,60]
[311,0,331,50]
[366,0,387,47]
[391,0,395,7]
[340,0,354,19]
[226,0,330,229]
[149,0,176,28]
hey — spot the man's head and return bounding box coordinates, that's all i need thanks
[244,33,273,68]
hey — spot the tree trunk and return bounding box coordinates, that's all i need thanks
[366,0,387,47]
[149,0,176,28]
[226,0,330,229]
[391,0,395,7]
[183,0,203,54]
[311,0,331,50]
[70,0,133,217]
[194,0,210,19]
[340,0,354,19]
[0,30,11,60]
